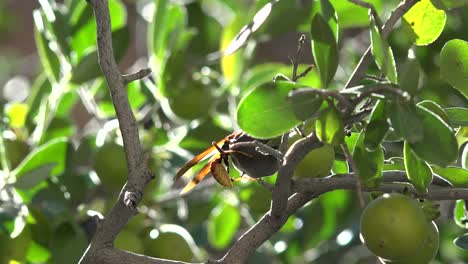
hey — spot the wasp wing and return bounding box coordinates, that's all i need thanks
[180,154,220,194]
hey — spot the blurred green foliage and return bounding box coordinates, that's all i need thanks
[0,0,468,263]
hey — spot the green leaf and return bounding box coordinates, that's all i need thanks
[440,39,468,97]
[50,223,88,263]
[364,120,389,152]
[353,132,384,187]
[383,157,406,171]
[14,163,56,190]
[148,0,187,95]
[237,81,301,138]
[402,0,446,46]
[453,200,468,229]
[403,141,433,193]
[445,107,468,126]
[70,27,129,84]
[288,90,323,121]
[370,13,397,83]
[417,100,451,125]
[221,16,246,86]
[432,166,468,187]
[329,0,384,28]
[454,233,468,250]
[409,104,458,167]
[241,63,290,95]
[25,74,52,131]
[310,13,338,88]
[12,138,68,180]
[26,240,51,263]
[398,58,420,95]
[6,103,28,128]
[207,204,241,249]
[316,105,344,146]
[386,100,423,143]
[364,100,388,151]
[33,10,61,83]
[318,0,339,41]
[436,0,468,9]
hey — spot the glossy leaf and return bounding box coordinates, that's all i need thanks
[221,16,245,85]
[14,163,55,190]
[318,0,339,41]
[310,13,338,88]
[364,120,389,152]
[207,204,241,249]
[370,13,397,83]
[12,138,68,180]
[404,141,433,193]
[440,39,468,97]
[352,132,384,187]
[316,105,344,146]
[432,166,468,187]
[445,107,468,126]
[329,0,384,28]
[454,233,468,250]
[398,58,420,94]
[288,90,323,121]
[223,1,274,56]
[70,27,129,84]
[237,81,302,138]
[453,200,468,229]
[417,100,451,125]
[409,104,458,167]
[403,0,446,46]
[386,100,423,143]
[148,0,187,95]
[33,10,61,83]
[241,63,290,94]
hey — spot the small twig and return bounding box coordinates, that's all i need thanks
[257,178,274,192]
[341,143,365,207]
[345,0,420,88]
[122,68,152,84]
[295,65,314,81]
[291,34,307,82]
[343,83,410,110]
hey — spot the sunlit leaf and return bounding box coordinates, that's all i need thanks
[440,39,468,97]
[310,13,338,88]
[432,166,468,187]
[370,13,397,83]
[454,200,468,229]
[403,0,446,46]
[404,141,433,193]
[237,81,302,138]
[445,107,468,126]
[208,204,241,249]
[288,89,323,121]
[13,138,68,180]
[315,105,344,146]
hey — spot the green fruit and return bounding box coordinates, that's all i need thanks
[0,139,29,170]
[144,225,194,262]
[386,221,439,264]
[360,193,430,261]
[294,144,335,178]
[93,142,127,193]
[115,229,144,254]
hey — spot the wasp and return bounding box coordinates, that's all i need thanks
[174,132,281,194]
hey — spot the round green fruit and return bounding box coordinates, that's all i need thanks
[386,221,439,264]
[294,144,335,178]
[144,225,194,262]
[360,193,430,261]
[93,142,127,193]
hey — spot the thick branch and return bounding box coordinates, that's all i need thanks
[345,0,420,88]
[217,192,314,264]
[80,0,153,263]
[271,134,322,217]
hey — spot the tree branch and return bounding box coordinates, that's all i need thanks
[345,0,420,88]
[123,68,152,84]
[80,0,153,263]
